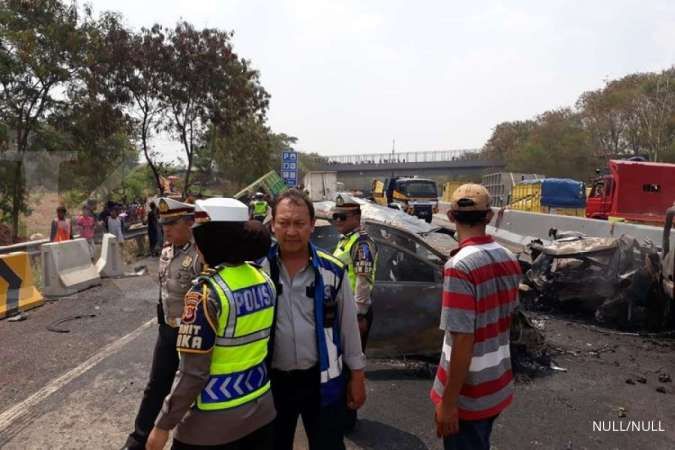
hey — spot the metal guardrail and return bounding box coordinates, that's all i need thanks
[0,226,148,256]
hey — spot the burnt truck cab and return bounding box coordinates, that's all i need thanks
[372,176,439,223]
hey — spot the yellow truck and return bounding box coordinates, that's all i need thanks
[509,178,586,217]
[371,176,439,223]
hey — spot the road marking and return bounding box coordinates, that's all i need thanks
[0,318,155,434]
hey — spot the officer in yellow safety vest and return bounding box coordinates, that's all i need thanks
[332,193,377,432]
[332,193,377,349]
[250,192,270,222]
[147,197,277,450]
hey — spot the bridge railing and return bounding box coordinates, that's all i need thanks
[325,149,481,165]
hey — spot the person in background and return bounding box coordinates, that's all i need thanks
[250,192,270,222]
[107,206,125,243]
[50,206,73,242]
[431,184,521,450]
[331,193,378,432]
[147,202,160,257]
[99,201,113,232]
[124,198,202,450]
[77,204,97,259]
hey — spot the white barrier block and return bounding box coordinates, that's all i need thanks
[96,233,125,278]
[41,238,101,297]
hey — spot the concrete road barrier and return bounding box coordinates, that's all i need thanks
[96,233,124,278]
[489,208,675,250]
[41,238,101,297]
[0,251,44,319]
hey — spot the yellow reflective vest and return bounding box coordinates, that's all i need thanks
[196,263,276,411]
[252,200,269,216]
[333,230,376,291]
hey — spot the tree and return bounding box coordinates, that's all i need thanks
[482,120,535,162]
[633,69,675,162]
[0,0,86,240]
[160,22,269,195]
[508,109,597,179]
[121,25,170,193]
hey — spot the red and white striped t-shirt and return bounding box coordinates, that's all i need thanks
[430,235,521,420]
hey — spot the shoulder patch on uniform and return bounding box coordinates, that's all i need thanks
[177,286,216,353]
[182,291,201,324]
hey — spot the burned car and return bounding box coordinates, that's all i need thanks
[312,218,448,356]
[523,233,672,330]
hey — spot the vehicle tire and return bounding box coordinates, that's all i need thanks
[425,216,432,223]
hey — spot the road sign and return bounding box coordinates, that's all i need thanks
[281,150,298,187]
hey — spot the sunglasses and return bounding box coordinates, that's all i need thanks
[332,212,355,221]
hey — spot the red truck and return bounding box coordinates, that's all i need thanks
[586,159,675,225]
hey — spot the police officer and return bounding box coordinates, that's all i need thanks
[332,193,377,350]
[250,192,269,222]
[332,193,377,432]
[147,198,276,450]
[124,198,202,450]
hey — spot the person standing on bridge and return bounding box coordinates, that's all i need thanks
[431,184,521,450]
[123,198,202,450]
[331,193,378,432]
[146,198,276,450]
[264,189,366,450]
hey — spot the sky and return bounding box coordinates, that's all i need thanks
[90,0,675,161]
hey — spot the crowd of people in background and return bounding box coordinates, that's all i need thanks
[48,198,155,258]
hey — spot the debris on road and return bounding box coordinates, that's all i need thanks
[656,386,667,394]
[7,313,27,322]
[47,314,97,333]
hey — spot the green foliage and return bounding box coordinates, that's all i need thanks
[158,22,270,193]
[483,67,675,180]
[209,119,294,190]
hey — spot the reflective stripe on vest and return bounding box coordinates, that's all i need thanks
[196,263,275,411]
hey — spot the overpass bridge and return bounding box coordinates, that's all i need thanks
[318,150,505,192]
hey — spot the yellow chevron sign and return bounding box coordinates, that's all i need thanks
[0,252,44,319]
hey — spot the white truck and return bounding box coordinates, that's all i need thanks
[303,171,337,202]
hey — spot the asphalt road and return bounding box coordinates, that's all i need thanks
[1,254,675,449]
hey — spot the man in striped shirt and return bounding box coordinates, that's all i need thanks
[431,184,521,450]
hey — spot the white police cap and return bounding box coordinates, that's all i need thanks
[194,198,248,224]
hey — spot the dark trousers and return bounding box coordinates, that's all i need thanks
[344,306,374,431]
[359,307,374,351]
[125,322,179,449]
[443,416,498,450]
[172,422,274,450]
[271,366,346,450]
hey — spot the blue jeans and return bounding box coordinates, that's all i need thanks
[443,415,498,450]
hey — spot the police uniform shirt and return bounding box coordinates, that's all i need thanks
[159,240,202,327]
[343,229,377,316]
[262,257,366,372]
[155,279,276,445]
